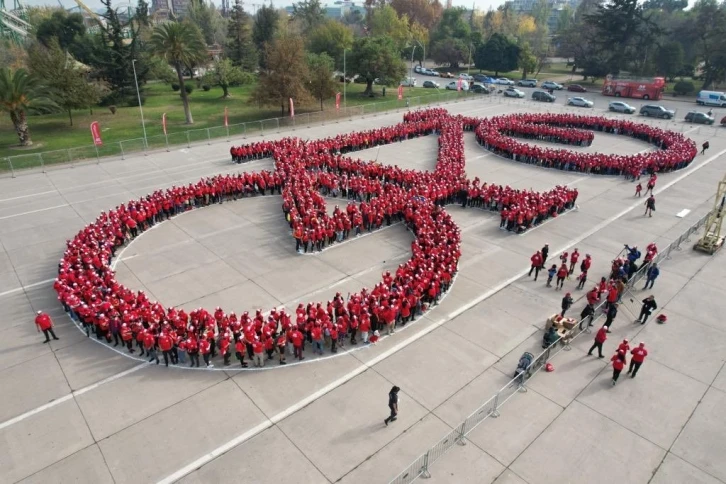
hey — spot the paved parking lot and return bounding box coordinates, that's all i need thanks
[1,97,725,484]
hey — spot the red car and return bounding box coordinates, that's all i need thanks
[567,84,587,93]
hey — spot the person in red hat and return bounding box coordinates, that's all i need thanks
[35,311,59,343]
[628,342,648,378]
[158,331,174,367]
[235,339,248,368]
[611,349,627,385]
[555,263,568,290]
[588,325,608,358]
[529,250,543,280]
[569,249,580,275]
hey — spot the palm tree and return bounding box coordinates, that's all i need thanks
[0,68,57,147]
[150,22,208,125]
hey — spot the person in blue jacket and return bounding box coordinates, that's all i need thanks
[644,263,660,289]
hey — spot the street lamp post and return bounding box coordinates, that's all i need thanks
[343,48,349,108]
[409,45,417,85]
[414,39,425,69]
[467,44,473,76]
[131,59,148,150]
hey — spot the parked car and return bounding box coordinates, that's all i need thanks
[567,96,594,107]
[496,77,515,85]
[504,87,525,98]
[445,80,469,90]
[422,80,440,89]
[440,72,455,79]
[532,90,555,102]
[541,81,563,90]
[567,84,587,92]
[414,65,423,73]
[517,79,538,87]
[459,73,474,81]
[473,73,492,83]
[423,68,438,76]
[428,69,440,77]
[640,104,675,119]
[608,101,636,114]
[470,83,492,94]
[685,111,715,125]
[400,77,417,87]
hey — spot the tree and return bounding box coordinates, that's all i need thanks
[643,0,687,13]
[27,39,101,126]
[0,40,27,70]
[187,0,227,45]
[292,0,325,31]
[684,0,726,89]
[368,5,411,51]
[348,36,407,96]
[431,7,471,44]
[252,33,312,115]
[390,0,443,30]
[151,22,208,124]
[306,53,337,110]
[307,19,354,70]
[475,33,519,76]
[430,37,469,68]
[202,58,253,97]
[35,10,86,51]
[253,5,279,68]
[518,42,537,79]
[655,41,684,80]
[226,0,258,71]
[0,68,57,146]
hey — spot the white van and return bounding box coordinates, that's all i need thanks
[696,90,726,107]
[400,77,417,87]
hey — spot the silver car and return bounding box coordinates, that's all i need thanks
[541,81,563,90]
[496,78,514,85]
[568,96,594,107]
[608,101,636,114]
[504,87,525,98]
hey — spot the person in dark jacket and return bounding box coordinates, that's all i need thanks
[540,244,549,268]
[542,326,560,348]
[636,296,657,324]
[561,292,573,317]
[580,303,595,327]
[604,303,618,332]
[384,386,400,426]
[644,263,659,289]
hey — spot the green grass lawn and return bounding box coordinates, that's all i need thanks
[0,80,448,166]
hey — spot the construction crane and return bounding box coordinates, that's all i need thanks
[694,173,726,254]
[0,0,30,44]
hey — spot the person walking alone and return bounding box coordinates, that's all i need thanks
[628,343,648,378]
[644,263,659,289]
[588,325,608,358]
[604,303,618,332]
[561,292,573,317]
[701,140,710,155]
[529,250,543,280]
[611,350,627,386]
[636,296,658,324]
[644,195,656,217]
[35,311,59,343]
[384,386,400,426]
[541,244,550,268]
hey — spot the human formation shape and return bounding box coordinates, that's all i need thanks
[52,108,696,369]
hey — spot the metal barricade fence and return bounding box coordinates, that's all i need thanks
[390,215,711,483]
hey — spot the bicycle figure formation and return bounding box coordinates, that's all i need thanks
[50,108,697,370]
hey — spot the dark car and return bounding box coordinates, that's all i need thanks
[567,84,587,92]
[473,73,492,83]
[532,90,555,102]
[470,83,492,94]
[422,80,440,89]
[685,111,715,125]
[640,104,675,119]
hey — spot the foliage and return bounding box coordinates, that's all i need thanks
[368,5,411,51]
[0,40,27,70]
[202,58,253,97]
[655,41,684,80]
[307,19,354,71]
[682,0,726,89]
[151,21,208,124]
[0,68,58,146]
[430,37,470,69]
[390,0,443,30]
[27,39,102,126]
[251,33,312,114]
[306,52,338,110]
[518,43,537,79]
[347,36,407,96]
[291,0,326,32]
[475,33,520,76]
[186,0,227,46]
[252,5,279,68]
[673,80,694,95]
[184,83,194,94]
[226,0,258,71]
[147,56,177,84]
[431,7,471,44]
[171,83,181,91]
[642,0,688,13]
[35,10,86,51]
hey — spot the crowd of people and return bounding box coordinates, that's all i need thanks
[52,107,683,370]
[475,113,697,179]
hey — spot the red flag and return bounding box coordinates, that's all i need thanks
[335,92,341,110]
[457,79,462,92]
[289,98,295,117]
[162,113,167,135]
[90,121,103,146]
[397,85,403,100]
[224,107,229,127]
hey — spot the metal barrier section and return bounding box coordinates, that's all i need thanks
[389,209,712,483]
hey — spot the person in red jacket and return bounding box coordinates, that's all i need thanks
[143,331,159,365]
[252,339,264,367]
[235,339,248,368]
[35,311,59,343]
[588,325,608,358]
[529,251,543,281]
[290,327,304,360]
[628,342,648,378]
[276,334,287,365]
[555,263,568,290]
[611,349,627,385]
[158,331,174,367]
[199,337,213,368]
[569,249,580,275]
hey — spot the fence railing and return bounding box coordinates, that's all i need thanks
[389,209,713,484]
[0,90,481,178]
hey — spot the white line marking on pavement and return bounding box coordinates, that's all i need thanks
[0,277,56,298]
[157,146,726,484]
[0,362,147,432]
[0,190,57,203]
[0,204,69,221]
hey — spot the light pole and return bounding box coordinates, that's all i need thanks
[409,45,417,85]
[131,59,148,150]
[414,39,425,69]
[343,48,349,108]
[467,44,474,76]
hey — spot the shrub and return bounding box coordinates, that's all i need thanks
[109,105,117,115]
[202,84,211,91]
[184,84,194,94]
[171,83,180,91]
[674,80,694,96]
